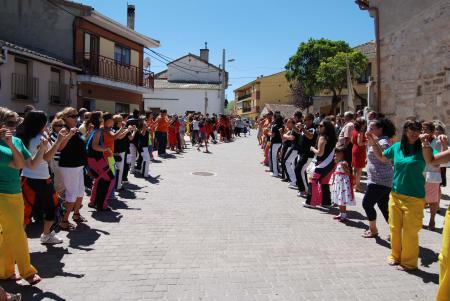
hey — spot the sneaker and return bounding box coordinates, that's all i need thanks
[270,173,280,178]
[40,231,63,245]
[302,201,312,208]
[298,191,307,198]
[288,182,297,189]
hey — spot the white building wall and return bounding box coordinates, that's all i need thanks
[144,88,221,115]
[167,56,221,83]
[0,52,77,116]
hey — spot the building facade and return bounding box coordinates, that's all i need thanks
[144,48,225,115]
[233,71,292,120]
[0,40,79,115]
[357,0,450,125]
[0,0,160,114]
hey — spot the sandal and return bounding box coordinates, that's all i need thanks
[8,274,22,281]
[362,230,379,238]
[25,274,41,286]
[59,220,76,231]
[72,213,87,223]
[388,259,399,266]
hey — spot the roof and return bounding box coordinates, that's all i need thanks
[155,70,168,79]
[353,40,376,58]
[0,39,81,71]
[259,103,298,118]
[55,0,160,48]
[167,53,221,71]
[154,79,220,90]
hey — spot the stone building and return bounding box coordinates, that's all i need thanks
[357,0,450,126]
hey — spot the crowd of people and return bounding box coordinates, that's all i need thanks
[0,105,250,301]
[257,109,450,301]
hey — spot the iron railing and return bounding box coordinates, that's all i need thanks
[49,81,71,105]
[11,73,39,102]
[77,52,154,89]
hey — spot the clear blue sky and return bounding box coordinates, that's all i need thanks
[80,0,375,98]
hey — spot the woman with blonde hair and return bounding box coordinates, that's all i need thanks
[58,107,87,230]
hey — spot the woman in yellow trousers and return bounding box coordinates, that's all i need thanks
[0,107,41,285]
[422,133,450,301]
[368,120,431,270]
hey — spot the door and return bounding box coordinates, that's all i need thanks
[84,33,99,74]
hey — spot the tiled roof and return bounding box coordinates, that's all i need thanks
[154,79,220,90]
[0,39,80,71]
[353,40,376,58]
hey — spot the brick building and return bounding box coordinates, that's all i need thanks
[357,0,450,126]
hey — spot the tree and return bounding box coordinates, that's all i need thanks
[226,100,235,114]
[316,51,368,113]
[285,38,368,114]
[289,80,312,110]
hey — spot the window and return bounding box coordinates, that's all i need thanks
[115,102,130,113]
[114,45,131,65]
[15,58,28,76]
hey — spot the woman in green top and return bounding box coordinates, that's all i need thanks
[367,120,428,271]
[0,107,42,285]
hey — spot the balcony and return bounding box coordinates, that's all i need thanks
[49,81,71,106]
[11,73,39,102]
[77,53,154,89]
[238,93,252,101]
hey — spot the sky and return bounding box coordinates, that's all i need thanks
[79,0,375,99]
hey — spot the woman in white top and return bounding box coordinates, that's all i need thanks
[17,111,69,244]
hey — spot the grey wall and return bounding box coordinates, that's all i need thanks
[371,0,444,36]
[0,0,82,65]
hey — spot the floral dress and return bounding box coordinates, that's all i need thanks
[331,161,355,206]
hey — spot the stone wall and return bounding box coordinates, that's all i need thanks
[373,0,450,127]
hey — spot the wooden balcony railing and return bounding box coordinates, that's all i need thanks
[238,93,252,101]
[77,53,154,89]
[49,81,71,105]
[11,73,39,102]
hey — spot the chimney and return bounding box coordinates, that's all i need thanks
[200,42,209,62]
[127,4,135,30]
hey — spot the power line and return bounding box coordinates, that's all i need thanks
[148,49,219,73]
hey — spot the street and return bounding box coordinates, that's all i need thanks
[2,133,447,301]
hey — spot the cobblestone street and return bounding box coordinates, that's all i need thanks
[2,134,447,301]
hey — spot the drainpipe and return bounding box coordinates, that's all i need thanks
[356,0,381,112]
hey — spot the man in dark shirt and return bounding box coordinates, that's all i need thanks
[294,113,317,196]
[269,114,284,177]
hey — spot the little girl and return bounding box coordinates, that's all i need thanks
[331,147,355,222]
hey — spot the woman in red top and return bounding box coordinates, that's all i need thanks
[168,116,177,151]
[351,117,367,192]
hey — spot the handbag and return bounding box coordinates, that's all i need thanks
[426,171,442,183]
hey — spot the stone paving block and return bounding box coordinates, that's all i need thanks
[1,133,446,300]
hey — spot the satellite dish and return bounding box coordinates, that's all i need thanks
[144,57,151,69]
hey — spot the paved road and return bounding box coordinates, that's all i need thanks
[2,132,448,300]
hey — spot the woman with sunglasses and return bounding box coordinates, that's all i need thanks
[367,120,432,271]
[304,120,336,208]
[0,107,41,285]
[49,116,66,197]
[58,107,87,230]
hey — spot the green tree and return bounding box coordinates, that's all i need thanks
[316,51,368,112]
[226,100,235,114]
[285,38,368,114]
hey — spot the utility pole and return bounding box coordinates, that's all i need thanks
[220,49,226,114]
